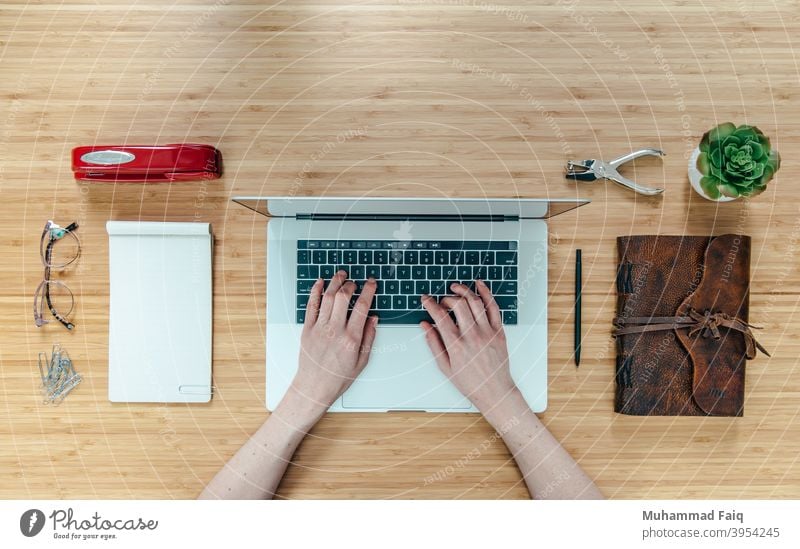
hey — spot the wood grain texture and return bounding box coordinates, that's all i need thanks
[1,0,799,499]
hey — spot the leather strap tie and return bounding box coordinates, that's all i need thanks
[613,308,770,359]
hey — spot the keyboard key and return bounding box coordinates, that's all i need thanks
[375,280,385,294]
[401,280,415,294]
[374,310,433,324]
[450,251,464,264]
[494,281,518,295]
[404,251,419,264]
[307,241,320,249]
[320,265,335,279]
[412,266,426,279]
[297,279,315,293]
[465,251,480,264]
[366,265,380,279]
[297,250,310,264]
[350,265,365,279]
[434,251,449,265]
[430,280,447,295]
[442,265,458,280]
[327,250,341,263]
[488,266,503,280]
[377,295,392,309]
[429,242,442,249]
[397,241,412,249]
[381,265,396,279]
[392,295,407,309]
[374,250,388,264]
[480,251,494,265]
[420,251,434,265]
[473,266,487,280]
[358,250,372,264]
[427,266,441,279]
[408,296,422,310]
[457,266,472,280]
[412,241,427,249]
[297,295,309,308]
[390,251,404,264]
[343,250,358,264]
[496,252,518,265]
[336,265,348,275]
[385,280,400,294]
[321,241,335,249]
[297,309,306,323]
[415,281,430,294]
[337,241,351,249]
[396,266,411,279]
[312,250,326,263]
[297,265,318,279]
[352,241,367,249]
[367,241,381,249]
[503,266,517,280]
[503,310,518,325]
[495,296,518,310]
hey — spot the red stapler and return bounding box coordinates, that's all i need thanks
[71,144,222,182]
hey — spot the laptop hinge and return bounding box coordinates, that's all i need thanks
[295,213,518,222]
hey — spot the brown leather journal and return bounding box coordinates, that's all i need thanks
[612,234,768,416]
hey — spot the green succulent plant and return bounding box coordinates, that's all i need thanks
[696,122,780,199]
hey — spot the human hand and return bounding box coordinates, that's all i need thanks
[420,280,519,418]
[289,270,378,415]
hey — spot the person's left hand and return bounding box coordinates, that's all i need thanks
[289,270,378,413]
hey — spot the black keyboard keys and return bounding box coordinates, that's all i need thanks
[296,239,519,326]
[343,250,358,264]
[297,265,318,279]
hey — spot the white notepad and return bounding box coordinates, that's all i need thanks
[107,221,213,403]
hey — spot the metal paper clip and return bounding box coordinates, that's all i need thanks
[38,344,81,405]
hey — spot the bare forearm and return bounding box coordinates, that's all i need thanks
[199,387,325,499]
[483,390,604,500]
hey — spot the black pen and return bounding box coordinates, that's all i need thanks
[575,249,582,367]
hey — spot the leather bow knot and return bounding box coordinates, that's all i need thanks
[687,309,725,340]
[686,308,769,359]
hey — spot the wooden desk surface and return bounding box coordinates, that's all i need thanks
[2,0,799,499]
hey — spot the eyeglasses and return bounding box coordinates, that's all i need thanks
[33,220,81,330]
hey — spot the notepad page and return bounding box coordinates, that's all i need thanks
[107,221,212,403]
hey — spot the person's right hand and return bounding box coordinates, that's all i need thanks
[419,279,519,416]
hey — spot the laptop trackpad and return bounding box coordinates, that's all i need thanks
[341,327,471,411]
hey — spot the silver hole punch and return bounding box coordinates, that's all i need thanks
[565,148,665,196]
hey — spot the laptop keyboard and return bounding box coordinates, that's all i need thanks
[296,240,518,325]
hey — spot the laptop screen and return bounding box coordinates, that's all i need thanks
[232,197,589,219]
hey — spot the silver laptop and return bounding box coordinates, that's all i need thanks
[233,197,588,412]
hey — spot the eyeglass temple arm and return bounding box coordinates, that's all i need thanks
[42,236,75,331]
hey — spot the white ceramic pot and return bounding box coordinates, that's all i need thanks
[688,147,737,202]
